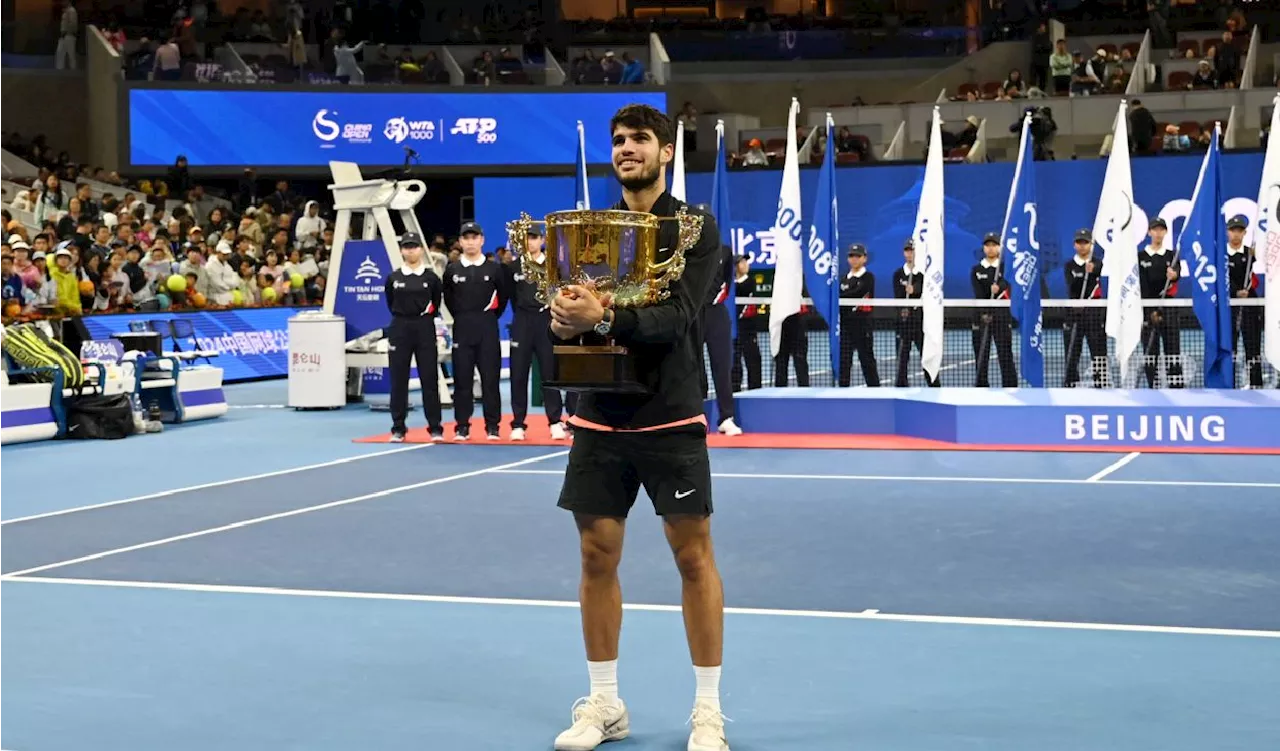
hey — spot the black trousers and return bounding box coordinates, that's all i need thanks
[1063,311,1107,388]
[732,322,762,391]
[894,311,938,387]
[699,303,735,420]
[508,310,567,428]
[1234,306,1264,388]
[388,316,442,433]
[1142,305,1184,387]
[452,314,502,432]
[972,311,1017,387]
[773,313,809,387]
[839,314,879,387]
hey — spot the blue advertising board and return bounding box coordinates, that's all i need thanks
[475,151,1267,299]
[126,87,668,170]
[80,307,309,382]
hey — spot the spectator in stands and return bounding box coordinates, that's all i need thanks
[1129,100,1158,155]
[1162,124,1191,153]
[677,102,698,150]
[601,52,623,84]
[289,28,308,76]
[620,52,645,84]
[10,185,37,212]
[35,175,64,225]
[496,48,523,78]
[48,244,80,314]
[741,139,768,167]
[74,183,97,220]
[1147,0,1172,49]
[1003,69,1027,96]
[55,199,82,239]
[2,250,21,304]
[1070,49,1102,96]
[102,19,125,52]
[1191,60,1216,89]
[472,51,496,85]
[958,116,981,149]
[1048,45,1076,94]
[295,201,326,250]
[154,37,182,80]
[1213,31,1239,88]
[333,37,367,85]
[204,246,239,306]
[55,0,79,70]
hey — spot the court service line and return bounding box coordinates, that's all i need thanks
[492,468,1280,489]
[4,575,1276,639]
[0,444,434,526]
[1,450,570,578]
[1086,451,1142,482]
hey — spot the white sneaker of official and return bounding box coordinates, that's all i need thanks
[553,695,630,751]
[511,427,526,441]
[549,422,568,440]
[718,418,743,436]
[687,700,730,751]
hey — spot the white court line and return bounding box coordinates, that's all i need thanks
[4,575,1276,639]
[492,468,1280,489]
[1,444,433,526]
[2,450,569,578]
[1086,451,1142,483]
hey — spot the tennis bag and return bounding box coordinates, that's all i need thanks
[65,393,135,440]
[1,322,86,389]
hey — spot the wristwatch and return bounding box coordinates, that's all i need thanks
[593,309,614,336]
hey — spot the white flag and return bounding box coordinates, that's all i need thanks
[671,119,686,201]
[1098,100,1143,384]
[769,97,804,358]
[912,107,946,381]
[1256,94,1280,371]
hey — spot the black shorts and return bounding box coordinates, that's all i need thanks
[557,424,713,518]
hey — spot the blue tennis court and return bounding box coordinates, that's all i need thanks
[3,382,1279,750]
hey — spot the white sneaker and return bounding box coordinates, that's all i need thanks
[687,700,730,751]
[718,418,743,436]
[553,695,630,751]
[549,422,568,440]
[511,427,526,441]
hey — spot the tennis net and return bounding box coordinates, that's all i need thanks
[710,297,1274,390]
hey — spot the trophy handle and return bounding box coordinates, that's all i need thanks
[646,208,703,299]
[505,212,552,304]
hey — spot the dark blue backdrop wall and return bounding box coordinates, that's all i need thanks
[474,152,1266,299]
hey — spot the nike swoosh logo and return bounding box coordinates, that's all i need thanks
[674,489,695,499]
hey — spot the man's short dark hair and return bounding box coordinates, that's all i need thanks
[610,104,674,147]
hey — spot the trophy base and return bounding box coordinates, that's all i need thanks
[547,345,651,394]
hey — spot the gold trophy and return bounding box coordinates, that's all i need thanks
[506,207,704,393]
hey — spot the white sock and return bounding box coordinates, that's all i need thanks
[588,660,619,702]
[694,665,721,709]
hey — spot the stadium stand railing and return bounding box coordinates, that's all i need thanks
[721,297,1274,391]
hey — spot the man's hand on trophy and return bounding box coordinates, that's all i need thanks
[550,284,606,337]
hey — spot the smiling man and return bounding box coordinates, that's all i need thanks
[548,104,730,751]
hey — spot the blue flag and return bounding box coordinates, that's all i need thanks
[805,114,841,379]
[1178,125,1234,388]
[711,121,736,340]
[999,115,1044,386]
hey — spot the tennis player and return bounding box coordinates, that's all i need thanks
[547,103,729,751]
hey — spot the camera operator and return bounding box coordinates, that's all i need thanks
[1011,107,1057,160]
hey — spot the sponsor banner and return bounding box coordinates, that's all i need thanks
[80,307,312,382]
[475,151,1267,299]
[126,88,667,168]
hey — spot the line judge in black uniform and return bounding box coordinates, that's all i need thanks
[971,232,1017,387]
[696,221,741,435]
[505,226,573,440]
[443,221,509,440]
[1139,216,1184,388]
[731,254,763,391]
[543,104,730,751]
[838,243,879,387]
[384,232,444,442]
[1062,228,1106,388]
[1226,214,1263,388]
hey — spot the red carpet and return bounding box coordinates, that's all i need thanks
[352,414,1280,454]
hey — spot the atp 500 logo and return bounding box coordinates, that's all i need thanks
[451,117,498,144]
